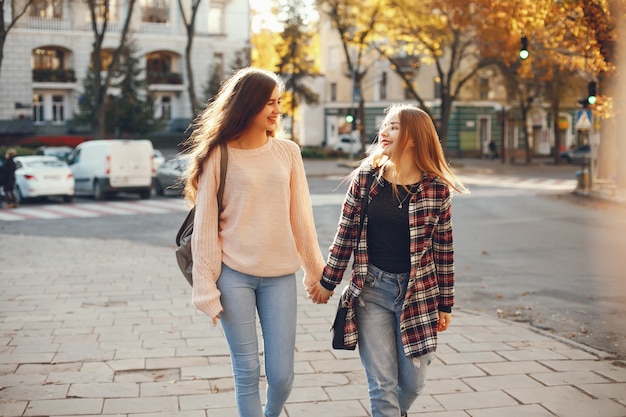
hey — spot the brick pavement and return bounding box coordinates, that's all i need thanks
[1,158,626,416]
[2,233,626,416]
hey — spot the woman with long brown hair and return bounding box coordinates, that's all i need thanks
[308,104,467,417]
[184,67,325,417]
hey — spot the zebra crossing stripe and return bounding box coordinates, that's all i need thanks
[4,207,65,219]
[38,205,100,218]
[78,203,136,215]
[105,201,171,213]
[141,199,188,211]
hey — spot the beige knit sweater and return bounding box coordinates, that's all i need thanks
[191,138,326,318]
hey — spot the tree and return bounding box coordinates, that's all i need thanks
[202,64,222,103]
[318,0,382,156]
[375,0,501,152]
[85,0,137,139]
[251,29,283,70]
[0,0,34,77]
[177,0,203,117]
[276,0,320,142]
[484,0,611,165]
[107,39,157,136]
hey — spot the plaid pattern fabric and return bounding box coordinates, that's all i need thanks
[322,164,455,357]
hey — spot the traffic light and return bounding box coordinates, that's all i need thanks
[345,113,354,123]
[587,81,597,105]
[519,36,529,60]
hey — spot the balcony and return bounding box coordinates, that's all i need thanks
[146,71,183,85]
[32,68,77,83]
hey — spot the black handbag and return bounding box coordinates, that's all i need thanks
[330,172,374,350]
[175,143,227,286]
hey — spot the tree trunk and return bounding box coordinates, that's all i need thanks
[185,39,199,117]
[552,98,561,165]
[439,94,451,156]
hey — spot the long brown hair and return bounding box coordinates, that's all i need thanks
[369,104,467,194]
[182,67,284,203]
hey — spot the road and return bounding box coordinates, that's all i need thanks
[1,160,625,358]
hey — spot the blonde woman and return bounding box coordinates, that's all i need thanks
[308,104,467,417]
[184,67,325,417]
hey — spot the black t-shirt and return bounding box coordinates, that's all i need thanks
[367,179,417,273]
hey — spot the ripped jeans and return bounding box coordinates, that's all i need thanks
[356,264,432,417]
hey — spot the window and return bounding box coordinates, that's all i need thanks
[330,83,337,102]
[328,46,340,70]
[33,95,44,123]
[52,95,65,123]
[213,53,224,80]
[479,77,489,100]
[92,0,118,22]
[141,0,169,23]
[90,49,115,71]
[147,52,172,74]
[32,48,64,70]
[379,71,387,101]
[30,0,63,18]
[161,96,171,120]
[208,6,223,34]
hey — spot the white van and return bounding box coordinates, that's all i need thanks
[68,139,154,200]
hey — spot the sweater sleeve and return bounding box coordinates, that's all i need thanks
[287,143,326,288]
[190,151,224,318]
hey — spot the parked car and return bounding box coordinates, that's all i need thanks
[333,135,363,155]
[561,144,590,164]
[67,139,154,200]
[13,155,74,203]
[154,154,189,196]
[35,146,74,161]
[153,149,166,171]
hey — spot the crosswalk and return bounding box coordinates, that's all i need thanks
[0,199,190,222]
[0,174,577,222]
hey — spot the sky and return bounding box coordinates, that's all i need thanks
[250,0,319,33]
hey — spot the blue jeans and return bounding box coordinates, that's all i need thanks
[217,264,297,417]
[356,264,432,417]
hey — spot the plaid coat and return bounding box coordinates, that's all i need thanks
[322,163,455,357]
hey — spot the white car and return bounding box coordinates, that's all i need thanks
[333,135,362,155]
[13,155,75,203]
[153,149,166,171]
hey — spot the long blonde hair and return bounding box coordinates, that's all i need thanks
[368,104,467,194]
[182,67,284,203]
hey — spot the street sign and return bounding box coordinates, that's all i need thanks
[575,109,592,130]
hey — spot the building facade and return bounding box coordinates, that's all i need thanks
[0,0,250,137]
[298,13,580,158]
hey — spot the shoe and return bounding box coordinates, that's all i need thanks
[401,412,407,417]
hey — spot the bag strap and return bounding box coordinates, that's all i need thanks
[357,172,375,241]
[217,142,227,212]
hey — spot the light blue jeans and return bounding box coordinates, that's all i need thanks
[356,264,432,417]
[217,264,297,417]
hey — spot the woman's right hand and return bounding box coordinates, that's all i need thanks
[307,282,333,304]
[212,311,223,327]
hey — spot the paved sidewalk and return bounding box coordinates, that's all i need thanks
[1,232,625,417]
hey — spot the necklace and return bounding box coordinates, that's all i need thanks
[397,184,418,209]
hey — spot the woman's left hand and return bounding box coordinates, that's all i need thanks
[437,311,451,332]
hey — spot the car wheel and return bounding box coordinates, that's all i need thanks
[93,180,106,201]
[154,179,164,196]
[62,195,73,203]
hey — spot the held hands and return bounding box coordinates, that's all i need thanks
[306,281,333,304]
